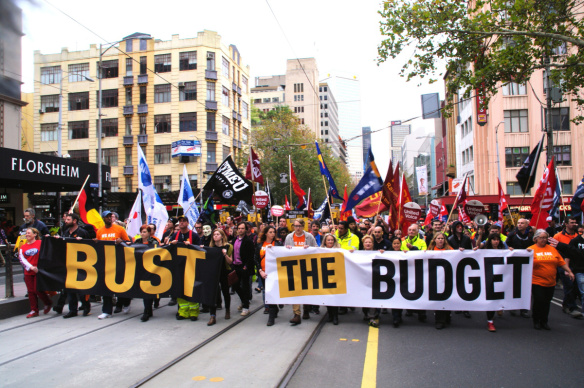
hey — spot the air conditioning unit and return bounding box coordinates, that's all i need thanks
[178,82,185,87]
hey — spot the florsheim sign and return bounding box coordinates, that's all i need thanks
[0,147,111,191]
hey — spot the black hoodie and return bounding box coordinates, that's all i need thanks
[447,221,472,250]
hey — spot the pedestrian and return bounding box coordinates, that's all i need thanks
[447,221,472,250]
[19,227,52,318]
[528,229,575,330]
[567,226,584,317]
[131,225,160,322]
[321,233,341,325]
[362,235,383,327]
[209,228,234,324]
[255,226,282,326]
[506,218,534,318]
[232,222,255,317]
[388,236,406,327]
[427,232,454,329]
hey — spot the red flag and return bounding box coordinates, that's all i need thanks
[340,185,352,221]
[398,174,413,234]
[381,160,398,231]
[289,156,306,207]
[306,189,314,219]
[439,203,448,221]
[245,147,264,184]
[284,195,291,211]
[423,209,434,226]
[530,159,556,229]
[355,191,388,218]
[498,178,509,223]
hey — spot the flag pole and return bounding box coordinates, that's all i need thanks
[446,172,467,225]
[289,155,292,207]
[397,174,404,232]
[69,174,91,214]
[322,176,335,227]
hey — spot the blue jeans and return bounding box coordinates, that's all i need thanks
[575,273,584,309]
[558,268,577,310]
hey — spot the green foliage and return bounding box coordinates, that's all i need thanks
[378,0,584,121]
[250,105,353,206]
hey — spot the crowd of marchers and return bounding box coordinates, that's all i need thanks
[10,207,584,333]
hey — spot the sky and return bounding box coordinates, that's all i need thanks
[18,0,443,174]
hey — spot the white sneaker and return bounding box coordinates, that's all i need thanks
[241,308,249,316]
[98,313,112,319]
[122,306,131,314]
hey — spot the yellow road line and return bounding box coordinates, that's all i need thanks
[361,326,379,388]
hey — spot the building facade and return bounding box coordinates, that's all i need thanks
[390,122,411,164]
[319,82,345,163]
[362,126,371,171]
[33,30,250,195]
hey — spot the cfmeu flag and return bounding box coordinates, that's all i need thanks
[204,156,253,203]
[570,174,584,220]
[138,145,168,240]
[78,184,104,230]
[344,149,383,212]
[516,135,544,193]
[126,191,142,239]
[315,141,342,200]
[178,165,200,229]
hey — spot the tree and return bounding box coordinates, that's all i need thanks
[378,0,584,119]
[250,105,353,206]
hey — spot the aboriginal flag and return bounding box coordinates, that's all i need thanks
[78,186,104,230]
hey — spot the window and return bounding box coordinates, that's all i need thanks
[254,99,262,104]
[140,86,147,104]
[242,101,248,118]
[40,151,57,157]
[294,95,304,101]
[154,145,171,164]
[552,42,567,56]
[222,57,229,77]
[100,118,118,137]
[222,86,229,106]
[263,98,270,103]
[98,89,118,108]
[41,123,58,141]
[125,117,132,135]
[154,54,171,73]
[546,107,570,131]
[125,88,132,105]
[125,147,132,165]
[207,143,216,163]
[553,145,571,166]
[154,176,171,192]
[125,177,133,192]
[505,147,529,167]
[140,56,147,75]
[126,39,133,52]
[207,52,215,70]
[41,95,60,112]
[139,115,147,134]
[179,51,197,70]
[206,82,215,101]
[222,116,230,135]
[126,58,133,76]
[222,145,230,161]
[294,83,304,93]
[502,82,526,96]
[179,112,197,132]
[154,114,171,133]
[68,92,89,111]
[179,81,196,101]
[242,76,248,93]
[177,174,198,189]
[504,109,528,133]
[561,180,573,195]
[99,60,119,79]
[207,112,216,132]
[272,97,279,102]
[140,39,147,51]
[111,178,119,193]
[99,148,118,166]
[68,121,89,139]
[154,84,171,103]
[68,150,89,162]
[242,128,248,143]
[41,66,61,84]
[68,63,89,82]
[506,182,523,196]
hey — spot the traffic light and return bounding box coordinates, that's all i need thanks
[101,190,108,208]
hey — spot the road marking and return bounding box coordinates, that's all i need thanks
[209,377,224,382]
[361,326,379,388]
[340,338,347,341]
[192,376,206,381]
[352,339,360,342]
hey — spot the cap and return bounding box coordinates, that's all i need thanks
[101,210,112,218]
[546,216,552,222]
[168,217,178,225]
[177,215,189,222]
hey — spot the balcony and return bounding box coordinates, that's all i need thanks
[237,113,242,122]
[138,134,148,144]
[205,131,218,141]
[123,135,133,146]
[123,105,134,115]
[123,76,134,86]
[205,70,218,80]
[232,110,238,120]
[123,166,134,175]
[137,74,148,84]
[237,86,242,95]
[137,104,148,114]
[232,82,237,92]
[205,100,217,110]
[206,163,218,172]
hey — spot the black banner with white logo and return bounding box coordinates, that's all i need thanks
[203,156,253,203]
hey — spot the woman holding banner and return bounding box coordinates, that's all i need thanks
[209,229,234,325]
[529,229,575,330]
[19,227,52,318]
[427,232,454,330]
[255,226,282,326]
[132,225,160,322]
[362,235,384,327]
[321,233,341,325]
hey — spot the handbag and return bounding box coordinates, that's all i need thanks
[228,270,239,286]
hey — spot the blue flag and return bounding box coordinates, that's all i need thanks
[344,166,383,213]
[178,165,200,228]
[315,141,343,200]
[570,174,584,220]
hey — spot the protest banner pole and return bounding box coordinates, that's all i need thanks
[446,172,468,225]
[289,155,293,206]
[69,174,91,213]
[322,175,335,227]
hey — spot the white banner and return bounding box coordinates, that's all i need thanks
[416,165,428,196]
[265,247,533,311]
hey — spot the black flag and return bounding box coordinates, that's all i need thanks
[203,156,253,203]
[516,134,544,194]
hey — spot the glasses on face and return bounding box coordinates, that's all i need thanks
[294,224,302,228]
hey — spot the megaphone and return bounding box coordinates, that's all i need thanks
[474,214,488,226]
